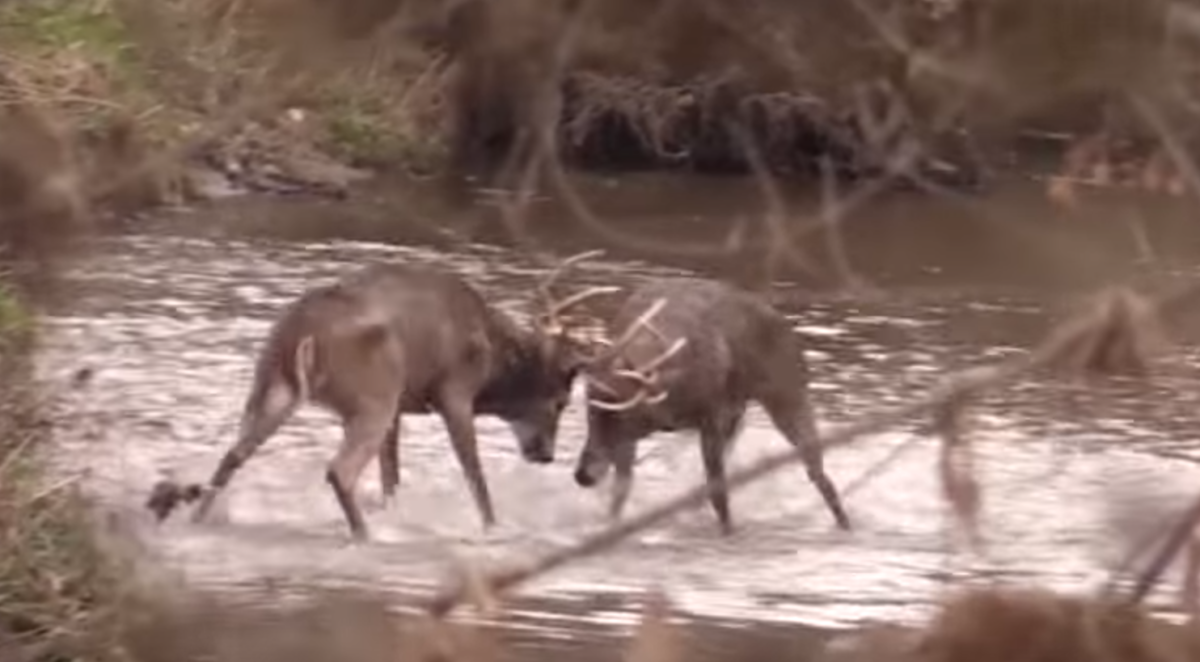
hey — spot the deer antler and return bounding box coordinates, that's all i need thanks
[590,385,669,412]
[536,250,621,334]
[548,285,623,323]
[602,298,669,355]
[586,299,688,412]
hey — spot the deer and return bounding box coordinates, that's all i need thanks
[571,276,852,536]
[157,251,618,542]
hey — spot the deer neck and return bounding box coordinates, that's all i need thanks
[474,319,546,415]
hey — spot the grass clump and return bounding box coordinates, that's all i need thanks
[0,285,132,662]
[0,0,151,127]
[0,0,452,205]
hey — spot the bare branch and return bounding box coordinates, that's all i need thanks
[1126,491,1200,606]
[818,156,872,291]
[727,120,822,285]
[1128,92,1200,202]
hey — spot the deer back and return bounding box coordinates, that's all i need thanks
[258,264,529,409]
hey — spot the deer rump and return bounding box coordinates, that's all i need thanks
[258,267,498,418]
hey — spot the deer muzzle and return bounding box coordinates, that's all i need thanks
[523,443,555,464]
[574,465,599,487]
[573,446,610,487]
[511,420,556,464]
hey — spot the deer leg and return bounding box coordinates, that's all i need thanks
[608,440,637,521]
[700,416,740,536]
[378,411,401,509]
[193,380,298,524]
[437,389,496,529]
[762,394,852,531]
[327,407,394,541]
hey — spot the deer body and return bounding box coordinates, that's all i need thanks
[573,277,852,535]
[188,259,608,541]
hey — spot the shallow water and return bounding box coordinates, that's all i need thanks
[33,172,1200,651]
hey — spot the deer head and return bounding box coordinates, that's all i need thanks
[493,250,622,464]
[574,297,689,487]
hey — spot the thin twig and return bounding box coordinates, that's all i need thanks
[818,156,872,291]
[491,0,597,258]
[1128,92,1200,201]
[727,121,822,284]
[1125,491,1200,606]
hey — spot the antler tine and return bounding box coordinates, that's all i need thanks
[587,374,672,412]
[643,390,669,406]
[538,249,607,305]
[635,337,688,375]
[643,321,671,345]
[606,298,669,354]
[587,331,686,413]
[588,388,650,412]
[548,285,623,321]
[613,369,658,387]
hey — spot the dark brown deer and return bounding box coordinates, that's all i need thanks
[571,277,852,535]
[179,251,616,541]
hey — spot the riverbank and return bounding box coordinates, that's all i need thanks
[0,0,1193,231]
[0,0,445,218]
[8,2,1200,659]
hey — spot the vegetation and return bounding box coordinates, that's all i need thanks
[6,0,1200,660]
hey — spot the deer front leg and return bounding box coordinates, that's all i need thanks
[378,412,401,510]
[437,388,496,529]
[608,440,637,522]
[699,419,735,536]
[327,407,394,541]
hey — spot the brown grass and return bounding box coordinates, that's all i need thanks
[9,0,1200,660]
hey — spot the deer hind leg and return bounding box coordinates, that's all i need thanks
[193,378,300,524]
[760,390,852,531]
[378,411,401,509]
[328,406,396,541]
[699,411,743,536]
[608,439,638,522]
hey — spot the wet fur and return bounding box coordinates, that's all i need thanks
[575,277,851,534]
[187,263,583,540]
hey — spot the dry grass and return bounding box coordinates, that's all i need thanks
[0,285,134,661]
[899,585,1200,662]
[10,0,1200,660]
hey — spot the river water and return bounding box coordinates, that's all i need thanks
[31,172,1200,655]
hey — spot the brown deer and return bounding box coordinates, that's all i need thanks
[176,251,617,541]
[571,277,852,536]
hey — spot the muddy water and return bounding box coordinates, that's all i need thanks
[32,173,1200,652]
